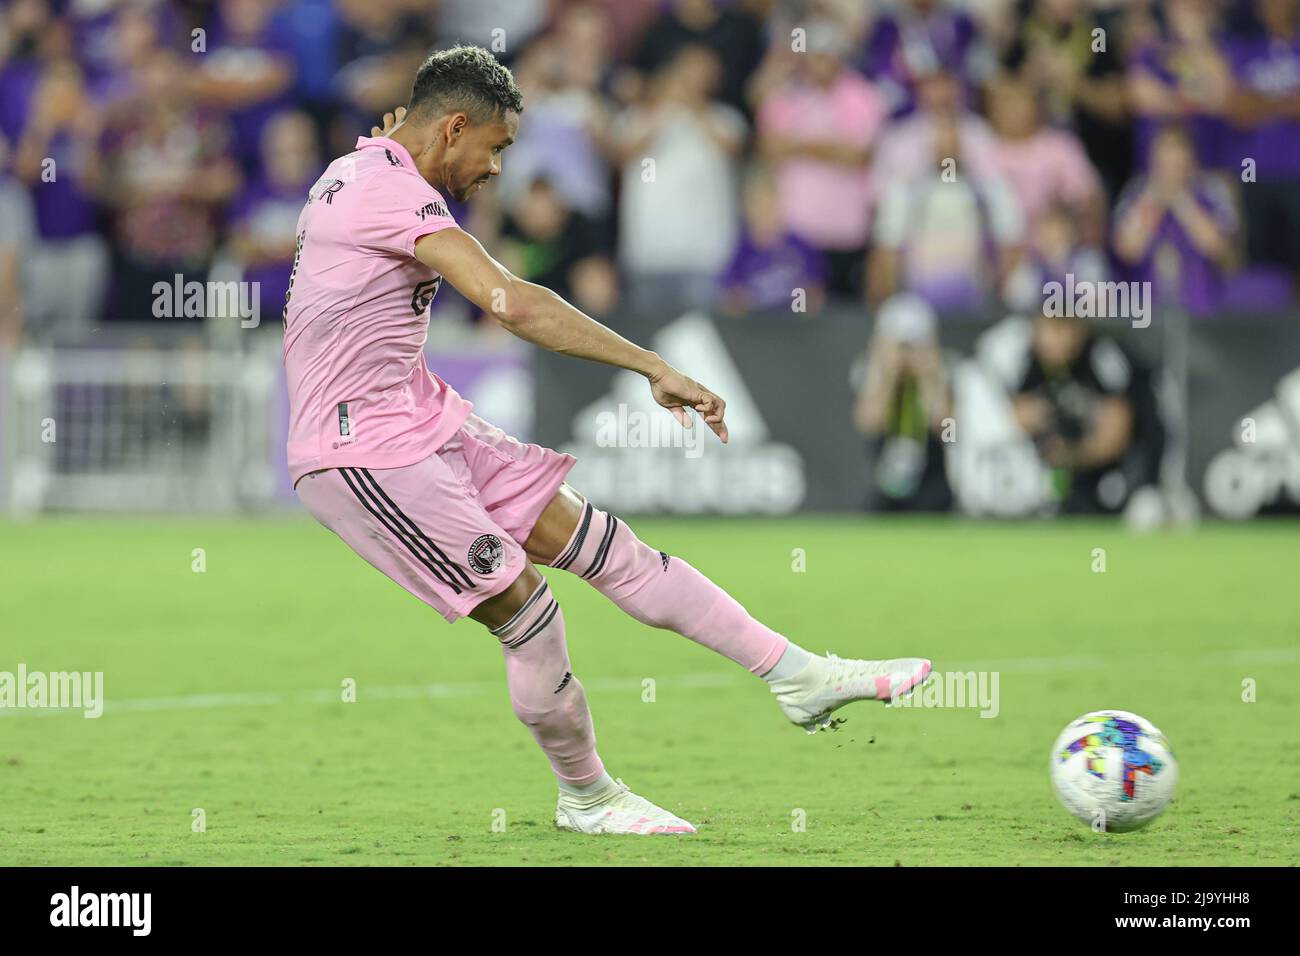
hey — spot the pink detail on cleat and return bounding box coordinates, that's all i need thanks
[892,660,932,700]
[875,675,892,699]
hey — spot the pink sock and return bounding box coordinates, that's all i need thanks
[493,579,606,786]
[550,504,788,674]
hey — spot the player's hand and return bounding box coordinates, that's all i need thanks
[372,106,406,137]
[647,363,728,444]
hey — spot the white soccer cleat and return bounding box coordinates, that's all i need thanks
[770,653,933,733]
[555,778,697,835]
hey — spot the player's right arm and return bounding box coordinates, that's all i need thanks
[414,227,728,443]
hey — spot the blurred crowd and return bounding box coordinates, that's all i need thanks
[1,0,1299,353]
[853,291,1169,515]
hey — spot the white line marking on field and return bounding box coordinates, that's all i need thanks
[1,649,1295,719]
[0,673,743,718]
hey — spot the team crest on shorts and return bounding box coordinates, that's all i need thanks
[468,534,505,574]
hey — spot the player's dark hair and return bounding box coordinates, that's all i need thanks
[407,45,523,123]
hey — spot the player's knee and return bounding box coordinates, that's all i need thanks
[469,562,546,631]
[553,505,685,629]
[550,503,665,586]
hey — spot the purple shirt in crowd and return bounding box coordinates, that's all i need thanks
[1222,32,1300,178]
[1113,175,1238,316]
[201,16,297,172]
[720,230,826,312]
[227,176,315,315]
[1130,40,1231,170]
[30,128,98,240]
[863,8,979,117]
[0,61,40,143]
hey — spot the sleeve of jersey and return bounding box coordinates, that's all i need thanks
[355,174,460,259]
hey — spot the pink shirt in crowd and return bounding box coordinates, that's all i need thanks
[872,112,1003,190]
[988,129,1101,230]
[283,136,472,484]
[758,70,887,251]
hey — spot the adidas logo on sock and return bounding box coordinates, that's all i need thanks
[660,551,670,572]
[554,671,573,694]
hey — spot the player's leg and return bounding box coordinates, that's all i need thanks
[524,484,791,674]
[525,485,933,733]
[470,564,695,835]
[466,562,605,789]
[296,452,694,834]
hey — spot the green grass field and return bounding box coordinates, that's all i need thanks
[1,515,1296,866]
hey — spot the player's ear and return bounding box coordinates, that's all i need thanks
[446,112,469,144]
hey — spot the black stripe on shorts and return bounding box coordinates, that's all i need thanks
[357,468,475,590]
[338,468,466,594]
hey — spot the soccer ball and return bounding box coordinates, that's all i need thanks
[1049,710,1178,832]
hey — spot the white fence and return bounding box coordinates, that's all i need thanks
[2,339,282,515]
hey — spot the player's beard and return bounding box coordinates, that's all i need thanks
[460,172,490,200]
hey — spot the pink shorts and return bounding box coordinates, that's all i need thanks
[296,414,576,622]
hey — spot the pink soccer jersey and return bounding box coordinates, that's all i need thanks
[283,136,472,484]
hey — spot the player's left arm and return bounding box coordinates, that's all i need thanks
[414,226,728,442]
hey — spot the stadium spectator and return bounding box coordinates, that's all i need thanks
[1011,314,1157,514]
[1113,124,1237,315]
[190,0,296,175]
[228,110,321,326]
[0,131,34,351]
[1224,0,1300,279]
[0,0,1295,347]
[869,72,1024,311]
[498,174,619,318]
[0,0,61,145]
[12,58,110,342]
[873,67,1001,186]
[435,0,550,66]
[718,163,827,318]
[331,0,436,153]
[100,49,240,324]
[1127,0,1232,170]
[864,0,990,118]
[986,72,1104,243]
[613,44,745,314]
[755,20,886,299]
[627,0,763,115]
[969,0,1032,64]
[496,14,615,223]
[1008,0,1132,202]
[1005,200,1110,315]
[277,0,342,126]
[72,1,171,110]
[853,292,954,512]
[0,0,57,147]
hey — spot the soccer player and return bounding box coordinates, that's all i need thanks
[285,46,931,835]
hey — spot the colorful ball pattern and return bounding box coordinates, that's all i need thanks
[1050,710,1178,832]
